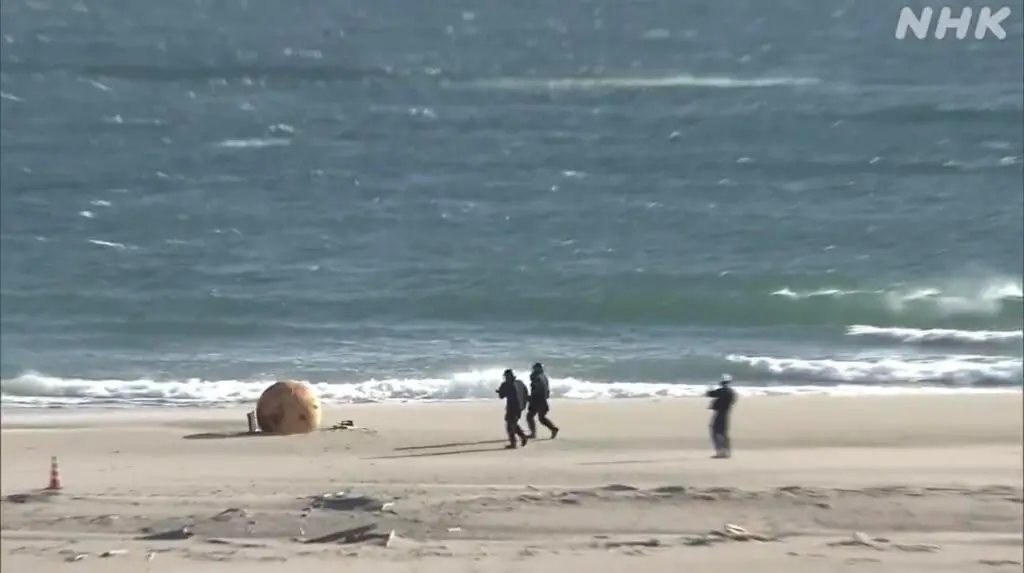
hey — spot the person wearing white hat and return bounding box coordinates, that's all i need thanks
[705,374,737,458]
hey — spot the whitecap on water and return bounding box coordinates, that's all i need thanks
[87,239,130,250]
[216,138,291,149]
[459,74,821,91]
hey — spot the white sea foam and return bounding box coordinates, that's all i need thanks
[726,354,1021,386]
[215,138,291,149]
[2,366,1019,409]
[847,325,1023,344]
[770,287,872,299]
[87,239,129,250]
[771,278,1022,316]
[884,281,1021,316]
[461,74,820,91]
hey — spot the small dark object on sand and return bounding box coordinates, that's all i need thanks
[137,526,194,541]
[303,524,379,544]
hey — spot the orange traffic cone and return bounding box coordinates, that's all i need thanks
[46,456,62,490]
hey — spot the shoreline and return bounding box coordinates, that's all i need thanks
[5,370,1022,408]
[3,385,1022,417]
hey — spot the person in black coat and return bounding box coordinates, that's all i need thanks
[526,362,559,439]
[706,374,737,458]
[496,369,529,449]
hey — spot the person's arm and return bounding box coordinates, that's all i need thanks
[497,382,508,398]
[706,388,724,398]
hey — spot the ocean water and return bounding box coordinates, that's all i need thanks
[1,0,1022,408]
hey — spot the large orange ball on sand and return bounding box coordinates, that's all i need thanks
[255,381,322,435]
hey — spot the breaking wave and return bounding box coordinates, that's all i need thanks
[3,359,1020,408]
[458,74,821,91]
[846,325,1022,344]
[770,279,1021,316]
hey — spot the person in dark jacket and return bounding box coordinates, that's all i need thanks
[526,362,559,439]
[496,369,529,448]
[706,374,737,458]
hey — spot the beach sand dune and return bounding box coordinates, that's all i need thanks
[2,395,1022,572]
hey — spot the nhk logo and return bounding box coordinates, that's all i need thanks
[895,6,1013,39]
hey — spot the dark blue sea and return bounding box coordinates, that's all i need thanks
[1,0,1022,407]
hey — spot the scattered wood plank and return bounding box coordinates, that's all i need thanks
[303,523,378,544]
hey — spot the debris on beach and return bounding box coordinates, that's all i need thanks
[324,420,378,435]
[300,523,395,547]
[603,538,662,549]
[3,490,61,504]
[827,531,940,553]
[680,523,779,546]
[99,549,128,558]
[601,484,640,493]
[892,543,940,553]
[137,526,194,541]
[206,538,268,548]
[712,523,778,542]
[309,491,393,513]
[303,523,377,544]
[211,507,250,522]
[377,529,397,548]
[828,531,887,550]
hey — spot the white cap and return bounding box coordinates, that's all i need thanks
[720,374,733,383]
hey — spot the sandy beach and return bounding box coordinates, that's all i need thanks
[2,394,1022,572]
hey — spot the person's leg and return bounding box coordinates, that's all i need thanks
[709,417,722,455]
[720,417,731,455]
[526,409,538,437]
[513,413,528,446]
[505,415,518,448]
[538,410,559,437]
[711,415,728,457]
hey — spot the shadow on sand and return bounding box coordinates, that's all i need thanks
[2,490,62,504]
[182,431,269,440]
[393,439,507,452]
[578,459,664,466]
[363,446,512,460]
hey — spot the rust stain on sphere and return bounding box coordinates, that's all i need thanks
[255,381,322,435]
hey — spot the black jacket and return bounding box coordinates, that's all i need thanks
[498,378,529,413]
[706,385,736,415]
[529,372,551,409]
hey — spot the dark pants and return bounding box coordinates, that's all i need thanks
[710,413,730,453]
[505,410,527,446]
[526,405,558,436]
